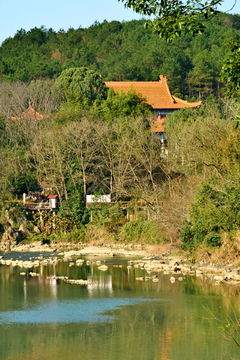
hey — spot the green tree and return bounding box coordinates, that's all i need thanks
[119,0,225,41]
[98,86,151,121]
[0,16,239,98]
[58,190,89,225]
[187,50,215,98]
[53,67,108,106]
[180,179,240,251]
[221,36,240,98]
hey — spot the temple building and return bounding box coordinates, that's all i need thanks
[106,75,201,141]
[11,102,45,122]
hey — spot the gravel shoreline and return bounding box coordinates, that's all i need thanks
[1,241,240,285]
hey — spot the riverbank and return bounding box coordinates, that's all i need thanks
[1,241,151,257]
[1,241,240,286]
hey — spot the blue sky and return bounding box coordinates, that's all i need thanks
[0,0,239,45]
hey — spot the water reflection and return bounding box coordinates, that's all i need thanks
[0,259,240,360]
[23,278,27,302]
[49,277,57,298]
[159,323,173,360]
[87,275,113,296]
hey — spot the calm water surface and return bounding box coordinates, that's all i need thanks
[0,253,240,360]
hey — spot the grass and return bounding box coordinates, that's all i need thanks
[120,220,166,244]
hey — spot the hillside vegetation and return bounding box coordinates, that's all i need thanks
[1,14,240,263]
[1,13,240,99]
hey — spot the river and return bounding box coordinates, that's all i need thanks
[0,253,239,360]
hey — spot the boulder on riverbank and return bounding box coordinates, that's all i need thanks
[1,227,25,246]
[19,224,29,235]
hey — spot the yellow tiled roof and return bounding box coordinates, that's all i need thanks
[105,75,201,110]
[151,120,166,133]
[11,102,45,121]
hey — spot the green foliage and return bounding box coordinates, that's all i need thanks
[0,15,239,98]
[27,228,88,245]
[58,191,89,225]
[165,100,240,252]
[90,203,125,231]
[180,179,240,251]
[98,86,152,120]
[47,228,86,243]
[0,201,26,229]
[180,221,194,251]
[221,36,240,98]
[26,232,47,244]
[121,220,165,244]
[11,169,38,194]
[187,49,215,98]
[119,0,223,41]
[52,105,95,125]
[0,115,7,147]
[53,67,108,106]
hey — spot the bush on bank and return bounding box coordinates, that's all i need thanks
[180,178,240,252]
[121,220,166,244]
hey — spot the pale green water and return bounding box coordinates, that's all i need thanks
[0,254,240,360]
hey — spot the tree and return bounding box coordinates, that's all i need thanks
[119,0,226,41]
[0,80,59,120]
[98,86,151,121]
[95,117,135,195]
[53,67,108,106]
[28,80,60,114]
[164,98,240,250]
[63,119,100,199]
[221,36,240,98]
[58,190,89,225]
[119,1,239,98]
[30,122,70,202]
[187,50,215,98]
[1,17,239,98]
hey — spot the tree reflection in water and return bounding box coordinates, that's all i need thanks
[0,259,240,360]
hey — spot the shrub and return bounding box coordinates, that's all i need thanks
[58,191,90,226]
[180,177,240,251]
[121,220,165,244]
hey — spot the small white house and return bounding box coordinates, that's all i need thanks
[48,195,58,209]
[86,194,111,208]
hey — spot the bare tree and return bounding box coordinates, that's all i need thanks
[95,117,138,197]
[0,80,60,120]
[63,118,99,199]
[30,122,69,201]
[0,82,29,119]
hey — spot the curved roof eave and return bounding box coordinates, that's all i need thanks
[105,78,202,110]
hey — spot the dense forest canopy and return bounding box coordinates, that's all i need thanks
[119,0,224,40]
[1,13,240,99]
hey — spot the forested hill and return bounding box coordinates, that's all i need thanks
[1,13,240,98]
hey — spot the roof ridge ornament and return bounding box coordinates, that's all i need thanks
[159,75,167,85]
[159,75,175,104]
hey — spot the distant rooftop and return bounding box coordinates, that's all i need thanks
[11,102,45,121]
[105,75,201,110]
